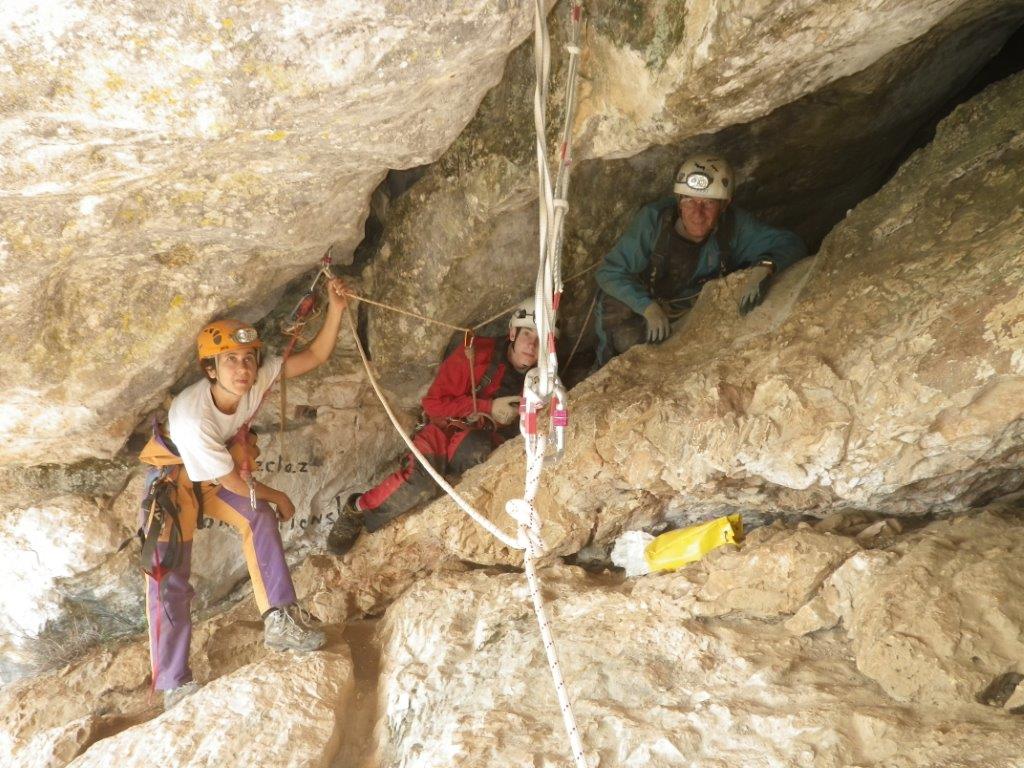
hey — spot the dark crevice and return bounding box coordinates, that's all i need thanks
[883,21,1024,182]
[343,166,429,278]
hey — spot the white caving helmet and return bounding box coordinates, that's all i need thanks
[673,155,734,201]
[509,298,538,333]
[509,297,560,337]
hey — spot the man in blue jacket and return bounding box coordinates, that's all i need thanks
[595,154,806,365]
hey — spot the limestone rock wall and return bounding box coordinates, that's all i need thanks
[576,0,1011,159]
[0,0,545,466]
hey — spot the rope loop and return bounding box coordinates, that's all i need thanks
[505,498,546,557]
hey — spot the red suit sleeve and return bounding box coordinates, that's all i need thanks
[421,338,498,419]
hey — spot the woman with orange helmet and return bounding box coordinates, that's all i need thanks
[141,277,349,710]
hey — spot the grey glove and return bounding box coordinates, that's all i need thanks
[738,264,773,315]
[642,302,671,343]
[491,396,521,425]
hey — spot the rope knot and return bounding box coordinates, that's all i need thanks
[505,498,545,557]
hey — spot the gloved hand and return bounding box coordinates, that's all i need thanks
[642,302,671,343]
[491,396,521,425]
[738,264,774,315]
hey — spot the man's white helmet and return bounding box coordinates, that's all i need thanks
[509,298,538,333]
[508,297,561,336]
[673,155,734,201]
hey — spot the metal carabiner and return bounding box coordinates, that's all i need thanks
[549,379,569,461]
[519,368,542,440]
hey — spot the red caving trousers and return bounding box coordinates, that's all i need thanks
[358,422,506,531]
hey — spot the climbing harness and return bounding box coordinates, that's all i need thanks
[137,419,205,696]
[137,421,204,580]
[439,333,506,432]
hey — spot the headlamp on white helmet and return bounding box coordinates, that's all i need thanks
[673,155,734,201]
[509,298,537,333]
[508,297,560,337]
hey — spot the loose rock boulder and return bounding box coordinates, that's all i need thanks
[66,648,353,768]
[845,510,1024,707]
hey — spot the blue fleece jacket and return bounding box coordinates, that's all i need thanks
[596,196,807,314]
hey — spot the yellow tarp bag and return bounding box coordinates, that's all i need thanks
[644,514,744,573]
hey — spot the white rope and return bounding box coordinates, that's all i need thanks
[343,3,588,763]
[511,2,589,766]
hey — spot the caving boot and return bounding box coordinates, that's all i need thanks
[263,605,326,652]
[326,493,364,555]
[163,680,201,710]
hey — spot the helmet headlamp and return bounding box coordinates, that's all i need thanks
[673,155,733,200]
[684,171,711,191]
[231,327,259,345]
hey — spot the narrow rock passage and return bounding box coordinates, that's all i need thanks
[331,619,382,768]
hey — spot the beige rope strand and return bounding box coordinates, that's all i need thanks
[343,291,471,334]
[466,341,479,417]
[564,288,598,371]
[339,262,599,338]
[471,261,600,330]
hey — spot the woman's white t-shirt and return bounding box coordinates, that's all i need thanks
[168,356,283,482]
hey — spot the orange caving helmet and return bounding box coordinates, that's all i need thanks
[196,319,263,361]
